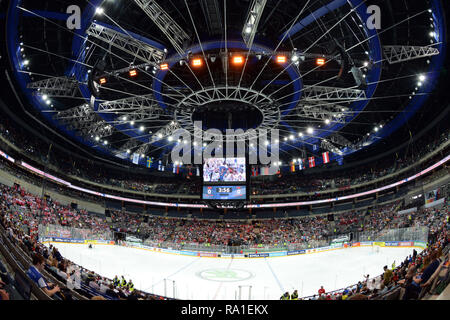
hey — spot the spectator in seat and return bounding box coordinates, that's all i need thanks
[27,253,60,297]
[402,274,423,300]
[0,279,10,300]
[420,251,441,288]
[318,286,325,295]
[383,266,393,286]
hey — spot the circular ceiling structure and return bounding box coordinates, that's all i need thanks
[5,0,446,168]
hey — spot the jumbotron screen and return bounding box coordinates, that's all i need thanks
[203,157,246,183]
[202,185,247,200]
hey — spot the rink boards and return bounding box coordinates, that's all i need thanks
[41,237,427,259]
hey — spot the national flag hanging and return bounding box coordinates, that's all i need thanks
[322,152,330,164]
[158,160,162,171]
[251,166,259,176]
[290,162,296,172]
[132,153,140,165]
[146,157,153,168]
[312,145,318,152]
[260,166,270,176]
[298,159,305,170]
[308,156,315,168]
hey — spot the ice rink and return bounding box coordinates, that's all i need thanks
[48,243,419,300]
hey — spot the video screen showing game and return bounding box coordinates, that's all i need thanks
[203,158,246,183]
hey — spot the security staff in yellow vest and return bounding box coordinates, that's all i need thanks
[120,276,127,288]
[280,292,290,300]
[291,290,299,300]
[113,275,119,287]
[128,280,134,292]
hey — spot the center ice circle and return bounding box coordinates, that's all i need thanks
[196,268,254,282]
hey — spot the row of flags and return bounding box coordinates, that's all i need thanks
[290,152,330,172]
[138,152,340,177]
[252,152,343,176]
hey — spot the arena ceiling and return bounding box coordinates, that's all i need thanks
[1,0,448,169]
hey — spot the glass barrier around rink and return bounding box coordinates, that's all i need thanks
[38,224,114,241]
[355,226,429,243]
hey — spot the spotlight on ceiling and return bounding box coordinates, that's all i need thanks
[232,55,244,65]
[129,69,138,77]
[99,77,107,85]
[160,64,169,71]
[191,58,203,67]
[276,55,287,64]
[316,58,326,66]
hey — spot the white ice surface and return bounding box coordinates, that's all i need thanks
[48,243,418,300]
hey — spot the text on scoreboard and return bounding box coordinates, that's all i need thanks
[202,185,247,200]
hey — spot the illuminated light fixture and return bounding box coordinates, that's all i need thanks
[95,136,100,141]
[374,127,379,132]
[160,63,169,70]
[325,119,330,124]
[289,135,294,141]
[157,133,163,139]
[96,7,104,15]
[275,139,279,143]
[168,136,173,142]
[245,26,252,34]
[276,55,287,64]
[232,55,244,65]
[291,55,299,62]
[264,140,269,146]
[127,149,131,154]
[130,121,135,125]
[104,140,108,145]
[298,132,303,137]
[23,60,30,66]
[307,127,314,134]
[419,74,426,82]
[45,100,51,105]
[316,58,325,66]
[193,141,198,146]
[42,94,48,100]
[191,58,203,67]
[99,77,107,85]
[129,69,138,77]
[284,137,288,141]
[139,126,144,132]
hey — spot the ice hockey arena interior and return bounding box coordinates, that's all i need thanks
[0,0,450,306]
